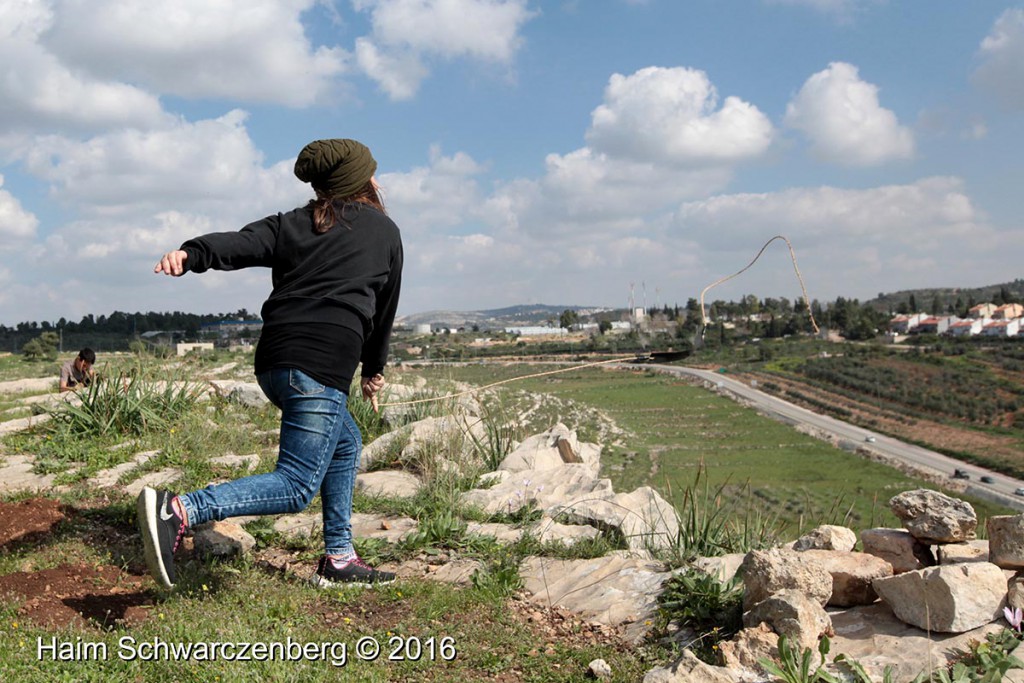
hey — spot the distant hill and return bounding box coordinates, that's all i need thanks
[866,279,1024,313]
[398,304,612,328]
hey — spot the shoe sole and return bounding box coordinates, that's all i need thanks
[137,487,174,589]
[311,574,396,589]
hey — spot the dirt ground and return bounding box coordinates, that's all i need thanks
[0,498,157,630]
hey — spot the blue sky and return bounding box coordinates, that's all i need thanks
[1,0,1021,326]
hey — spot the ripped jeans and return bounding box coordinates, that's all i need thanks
[178,368,362,556]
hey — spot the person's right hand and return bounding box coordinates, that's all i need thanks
[154,250,188,276]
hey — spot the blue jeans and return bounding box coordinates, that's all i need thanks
[178,368,362,556]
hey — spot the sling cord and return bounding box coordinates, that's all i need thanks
[380,235,815,408]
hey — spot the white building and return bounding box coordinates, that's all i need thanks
[947,319,982,337]
[983,319,1020,337]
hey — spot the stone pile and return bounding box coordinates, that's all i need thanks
[646,488,1024,682]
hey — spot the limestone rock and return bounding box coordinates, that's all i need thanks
[588,658,613,680]
[744,589,833,649]
[828,602,1007,682]
[937,540,989,565]
[860,528,934,574]
[872,562,1007,632]
[210,453,261,471]
[801,550,893,607]
[718,623,778,674]
[124,468,182,498]
[642,649,742,683]
[691,553,746,584]
[460,465,613,516]
[1008,572,1024,611]
[520,552,669,643]
[557,486,679,552]
[535,516,601,546]
[466,522,524,544]
[427,558,481,586]
[355,470,422,499]
[888,489,977,543]
[193,521,256,558]
[498,423,601,474]
[987,515,1024,569]
[793,525,857,552]
[228,383,268,408]
[740,548,833,610]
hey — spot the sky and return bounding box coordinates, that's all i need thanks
[1,0,1022,326]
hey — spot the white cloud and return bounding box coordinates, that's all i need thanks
[41,0,348,107]
[586,67,775,165]
[675,177,979,248]
[0,175,39,243]
[23,111,307,216]
[486,66,770,240]
[785,62,914,166]
[354,0,536,99]
[380,145,487,233]
[0,1,166,133]
[355,38,429,101]
[973,8,1024,109]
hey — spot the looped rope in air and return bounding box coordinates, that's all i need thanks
[698,235,819,341]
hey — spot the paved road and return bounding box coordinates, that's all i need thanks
[637,363,1024,511]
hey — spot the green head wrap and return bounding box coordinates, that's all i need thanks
[294,138,377,199]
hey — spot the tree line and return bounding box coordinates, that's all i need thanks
[1,309,258,354]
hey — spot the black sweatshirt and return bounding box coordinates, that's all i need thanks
[180,202,403,383]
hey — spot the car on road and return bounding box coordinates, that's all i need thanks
[1015,488,1024,497]
[952,469,970,480]
[981,475,995,484]
[864,436,876,443]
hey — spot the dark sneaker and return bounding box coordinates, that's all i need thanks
[312,555,396,588]
[137,487,187,588]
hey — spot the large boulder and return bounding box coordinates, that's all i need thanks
[888,489,977,544]
[740,548,832,610]
[872,562,1007,632]
[987,514,1024,569]
[860,528,934,574]
[800,550,893,607]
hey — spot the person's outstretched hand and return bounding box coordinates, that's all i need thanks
[361,374,385,413]
[155,250,188,276]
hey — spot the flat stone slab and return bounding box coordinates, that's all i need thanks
[88,450,160,488]
[0,414,52,436]
[0,455,56,493]
[520,552,670,642]
[466,522,524,544]
[124,468,182,498]
[827,602,1007,682]
[210,453,261,471]
[425,559,482,586]
[356,470,422,499]
[0,378,54,394]
[273,512,417,543]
